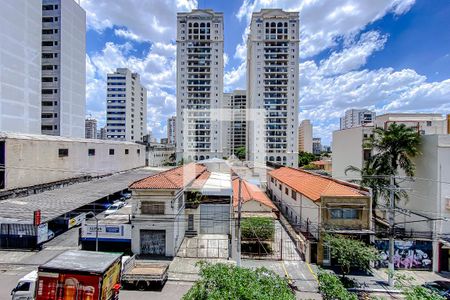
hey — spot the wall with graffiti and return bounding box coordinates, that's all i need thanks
[375,240,432,269]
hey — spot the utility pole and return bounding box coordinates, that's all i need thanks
[388,175,395,287]
[237,177,242,267]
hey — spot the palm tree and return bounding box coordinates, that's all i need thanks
[346,123,421,206]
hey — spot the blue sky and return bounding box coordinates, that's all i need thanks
[81,0,450,145]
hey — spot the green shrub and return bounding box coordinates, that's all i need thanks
[317,271,357,300]
[241,217,275,241]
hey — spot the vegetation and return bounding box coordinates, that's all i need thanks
[235,146,246,160]
[301,163,320,170]
[346,123,421,207]
[298,151,318,167]
[395,274,446,300]
[183,262,294,300]
[185,191,206,208]
[317,271,357,300]
[241,217,275,241]
[323,234,378,278]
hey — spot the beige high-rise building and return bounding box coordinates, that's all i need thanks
[85,117,97,139]
[167,116,176,145]
[247,9,299,167]
[298,119,313,153]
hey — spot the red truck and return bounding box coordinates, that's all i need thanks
[35,250,122,300]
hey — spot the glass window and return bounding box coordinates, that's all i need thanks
[330,208,359,219]
[141,201,165,215]
[88,149,95,156]
[58,149,68,157]
[15,281,31,291]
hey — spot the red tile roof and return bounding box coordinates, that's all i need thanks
[130,163,207,190]
[232,178,277,210]
[269,167,367,202]
[189,171,211,189]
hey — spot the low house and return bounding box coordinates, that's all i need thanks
[231,177,277,217]
[129,162,232,257]
[267,167,372,265]
[311,160,332,172]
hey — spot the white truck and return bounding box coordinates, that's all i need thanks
[121,255,169,290]
[10,270,37,300]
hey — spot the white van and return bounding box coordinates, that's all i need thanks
[11,270,37,300]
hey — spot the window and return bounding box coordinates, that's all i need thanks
[292,190,297,200]
[137,149,141,155]
[109,149,115,155]
[271,177,274,183]
[15,281,31,292]
[141,201,165,215]
[426,121,432,126]
[58,148,68,157]
[125,149,129,155]
[285,187,289,195]
[330,208,359,219]
[88,149,95,156]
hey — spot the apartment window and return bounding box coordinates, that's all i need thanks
[330,208,359,219]
[285,187,289,195]
[141,201,165,215]
[279,184,282,190]
[88,149,95,156]
[363,149,371,161]
[58,148,68,157]
[271,177,274,183]
[292,190,297,200]
[42,41,53,46]
[125,149,129,155]
[137,149,141,155]
[109,149,115,155]
[426,121,432,126]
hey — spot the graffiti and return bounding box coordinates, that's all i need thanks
[375,240,432,269]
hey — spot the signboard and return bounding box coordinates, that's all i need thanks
[34,210,41,226]
[68,213,86,229]
[36,272,102,300]
[101,260,122,300]
[37,223,49,244]
[82,224,131,241]
[375,240,432,269]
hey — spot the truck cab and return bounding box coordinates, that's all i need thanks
[11,270,37,300]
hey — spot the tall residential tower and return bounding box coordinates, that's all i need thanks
[176,10,224,162]
[41,0,86,137]
[106,68,147,142]
[247,9,299,167]
[224,90,247,157]
[298,119,313,153]
[167,116,176,145]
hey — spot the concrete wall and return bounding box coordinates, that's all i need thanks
[2,134,145,190]
[0,0,42,134]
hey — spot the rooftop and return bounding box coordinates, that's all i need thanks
[232,178,276,210]
[269,167,368,202]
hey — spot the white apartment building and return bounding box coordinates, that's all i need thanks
[298,119,313,153]
[106,68,147,142]
[312,137,322,155]
[167,116,176,145]
[340,109,375,130]
[85,117,97,139]
[247,9,299,167]
[332,113,449,180]
[224,90,247,157]
[41,0,86,138]
[176,10,225,162]
[0,0,42,134]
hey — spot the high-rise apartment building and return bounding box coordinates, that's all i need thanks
[106,68,147,142]
[85,117,97,139]
[176,10,225,162]
[224,90,247,157]
[97,126,107,140]
[247,9,299,167]
[340,109,375,130]
[298,119,313,153]
[312,137,322,155]
[0,0,42,134]
[41,0,86,138]
[167,116,176,145]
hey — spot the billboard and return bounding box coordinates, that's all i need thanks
[36,272,102,300]
[81,224,131,241]
[68,213,86,229]
[101,260,121,300]
[375,240,432,269]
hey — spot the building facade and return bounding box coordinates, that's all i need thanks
[340,109,375,130]
[298,119,313,153]
[41,0,86,138]
[312,137,321,155]
[106,68,147,142]
[167,116,176,145]
[224,90,247,157]
[247,9,299,167]
[0,0,42,134]
[176,10,225,162]
[85,117,97,139]
[97,126,107,140]
[147,143,176,167]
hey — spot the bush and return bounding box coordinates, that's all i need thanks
[241,217,275,241]
[183,262,294,300]
[317,271,357,300]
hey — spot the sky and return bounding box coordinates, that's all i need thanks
[81,0,450,145]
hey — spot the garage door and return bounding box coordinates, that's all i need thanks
[200,204,230,234]
[140,230,165,256]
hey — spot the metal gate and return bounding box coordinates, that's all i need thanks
[200,204,229,234]
[140,230,165,256]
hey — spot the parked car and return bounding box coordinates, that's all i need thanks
[123,193,132,199]
[423,281,450,299]
[105,201,125,216]
[47,229,55,240]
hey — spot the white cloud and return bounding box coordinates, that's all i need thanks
[114,28,144,42]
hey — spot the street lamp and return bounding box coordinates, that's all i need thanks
[85,211,99,252]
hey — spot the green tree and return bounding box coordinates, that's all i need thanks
[241,217,275,240]
[317,271,357,300]
[235,146,246,160]
[298,151,317,167]
[183,262,294,300]
[346,123,421,205]
[323,234,378,278]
